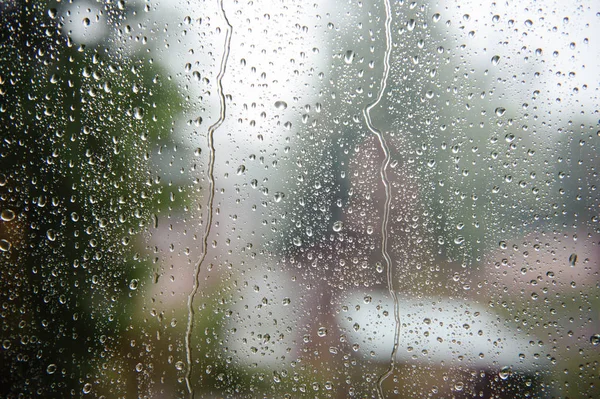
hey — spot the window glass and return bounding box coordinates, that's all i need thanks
[1,0,598,398]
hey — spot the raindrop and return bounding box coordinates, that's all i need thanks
[432,13,441,23]
[0,239,11,252]
[133,107,144,120]
[318,327,328,337]
[568,253,577,266]
[274,100,287,110]
[274,192,285,202]
[82,383,92,394]
[46,229,56,241]
[344,50,355,64]
[495,107,506,116]
[175,361,185,370]
[236,165,246,175]
[491,55,501,66]
[82,18,91,27]
[333,221,343,232]
[1,209,15,221]
[46,364,57,374]
[48,8,58,19]
[590,334,600,345]
[129,279,139,290]
[499,366,512,380]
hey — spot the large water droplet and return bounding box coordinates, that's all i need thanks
[274,100,287,110]
[133,107,144,120]
[499,366,512,380]
[569,253,577,266]
[495,107,506,116]
[0,239,11,252]
[1,209,15,221]
[491,55,501,66]
[591,334,600,345]
[332,221,343,232]
[344,50,355,64]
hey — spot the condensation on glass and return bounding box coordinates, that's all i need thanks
[1,0,598,398]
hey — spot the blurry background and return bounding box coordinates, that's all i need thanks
[1,0,598,398]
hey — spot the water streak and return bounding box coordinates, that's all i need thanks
[184,1,232,397]
[361,1,399,398]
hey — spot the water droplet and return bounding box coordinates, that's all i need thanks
[48,8,58,19]
[236,165,246,175]
[175,361,185,370]
[274,100,287,110]
[317,327,328,337]
[133,107,144,120]
[344,50,355,64]
[569,253,577,266]
[82,18,91,27]
[333,221,343,232]
[46,364,57,374]
[1,209,15,221]
[590,334,600,345]
[491,55,501,66]
[454,382,464,391]
[129,279,139,290]
[353,323,360,331]
[492,15,500,23]
[117,0,126,10]
[82,383,92,394]
[274,192,285,202]
[432,13,441,23]
[524,19,533,27]
[46,229,56,241]
[282,297,291,306]
[499,366,512,380]
[293,237,302,247]
[495,107,506,117]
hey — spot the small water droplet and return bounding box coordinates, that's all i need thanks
[46,364,57,374]
[282,297,291,306]
[274,100,287,110]
[491,55,501,66]
[432,13,441,23]
[82,18,91,27]
[454,382,464,391]
[495,107,506,117]
[175,361,185,370]
[129,279,139,290]
[317,327,328,337]
[236,165,246,175]
[590,334,600,345]
[293,237,302,247]
[569,253,577,266]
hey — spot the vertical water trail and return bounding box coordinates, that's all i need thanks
[361,0,399,398]
[184,1,232,397]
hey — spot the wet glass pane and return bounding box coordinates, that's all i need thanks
[1,0,598,398]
